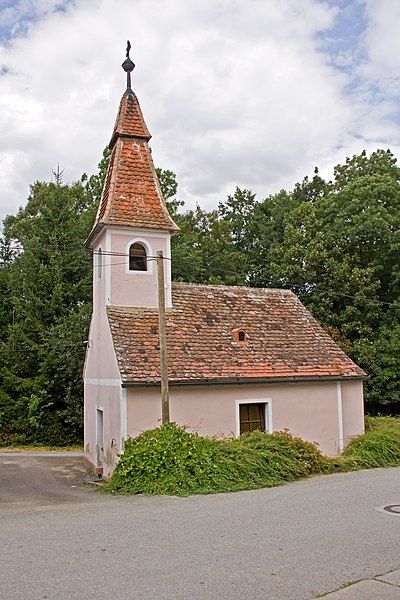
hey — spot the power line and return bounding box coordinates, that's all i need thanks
[3,245,398,307]
[169,257,398,308]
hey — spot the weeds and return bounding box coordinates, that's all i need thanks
[103,417,400,497]
[104,422,330,496]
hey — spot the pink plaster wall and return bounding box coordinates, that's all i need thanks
[84,226,172,476]
[84,234,123,476]
[126,380,364,456]
[85,228,364,475]
[83,382,121,478]
[90,231,106,315]
[342,380,365,443]
[108,230,172,308]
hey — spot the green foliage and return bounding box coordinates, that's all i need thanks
[1,146,399,446]
[81,147,111,208]
[105,418,400,496]
[218,187,257,250]
[172,205,246,285]
[155,170,247,285]
[104,422,330,496]
[156,167,185,219]
[335,416,400,470]
[364,415,400,431]
[156,167,178,201]
[222,151,400,408]
[169,150,399,409]
[0,149,109,445]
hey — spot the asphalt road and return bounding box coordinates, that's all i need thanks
[0,453,399,600]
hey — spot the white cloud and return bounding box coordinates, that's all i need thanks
[362,0,400,95]
[0,0,399,225]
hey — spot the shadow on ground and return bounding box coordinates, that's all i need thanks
[0,452,99,509]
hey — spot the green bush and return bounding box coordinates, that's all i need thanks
[103,418,400,497]
[336,416,400,470]
[104,422,330,496]
[364,415,400,432]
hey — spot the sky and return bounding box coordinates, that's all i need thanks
[0,0,399,224]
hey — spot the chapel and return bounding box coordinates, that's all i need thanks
[83,45,365,477]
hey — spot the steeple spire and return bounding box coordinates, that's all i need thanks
[85,42,179,247]
[122,40,135,92]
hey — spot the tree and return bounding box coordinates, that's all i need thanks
[172,205,246,285]
[0,178,94,443]
[0,143,115,445]
[156,167,184,217]
[218,187,257,250]
[156,170,246,284]
[81,147,111,208]
[247,150,400,406]
[1,147,398,444]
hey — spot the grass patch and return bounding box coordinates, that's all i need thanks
[334,415,400,471]
[364,415,400,432]
[0,445,83,452]
[103,417,400,497]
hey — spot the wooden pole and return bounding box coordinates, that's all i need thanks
[157,250,170,424]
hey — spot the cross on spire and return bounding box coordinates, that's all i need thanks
[122,40,135,91]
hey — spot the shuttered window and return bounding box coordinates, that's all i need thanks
[129,242,147,271]
[239,403,266,434]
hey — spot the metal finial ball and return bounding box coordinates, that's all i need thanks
[122,57,135,72]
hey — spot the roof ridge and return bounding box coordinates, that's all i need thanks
[171,281,294,294]
[107,305,158,313]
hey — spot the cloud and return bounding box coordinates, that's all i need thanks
[0,0,73,40]
[0,0,399,225]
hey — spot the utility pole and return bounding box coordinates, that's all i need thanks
[157,250,170,424]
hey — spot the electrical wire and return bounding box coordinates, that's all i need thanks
[2,246,398,307]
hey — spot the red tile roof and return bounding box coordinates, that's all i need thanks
[107,283,366,384]
[110,90,151,144]
[88,90,178,242]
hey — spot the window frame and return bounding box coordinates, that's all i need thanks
[125,238,153,275]
[129,242,147,272]
[97,247,103,280]
[96,406,104,467]
[235,399,272,437]
[232,327,248,345]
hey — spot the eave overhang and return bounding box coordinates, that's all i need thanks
[121,374,368,388]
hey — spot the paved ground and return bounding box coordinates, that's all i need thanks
[323,569,400,600]
[0,453,399,600]
[0,452,93,508]
[322,569,400,598]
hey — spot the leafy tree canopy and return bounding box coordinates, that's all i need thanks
[0,148,398,445]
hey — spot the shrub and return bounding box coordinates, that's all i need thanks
[364,415,400,432]
[104,422,330,496]
[103,418,400,496]
[338,416,400,470]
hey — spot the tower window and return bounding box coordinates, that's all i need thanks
[129,242,147,271]
[238,330,246,342]
[97,248,103,279]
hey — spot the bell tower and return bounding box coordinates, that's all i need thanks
[85,42,179,310]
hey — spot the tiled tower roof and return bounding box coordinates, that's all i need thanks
[86,60,178,246]
[110,90,151,144]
